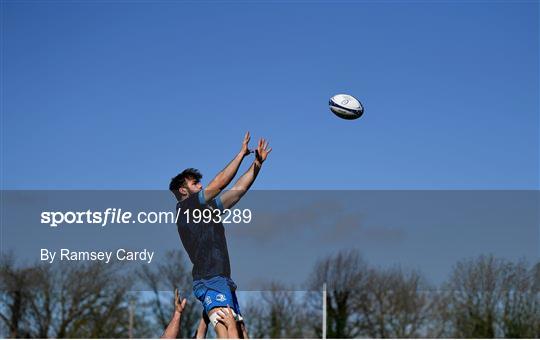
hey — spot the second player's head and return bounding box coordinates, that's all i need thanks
[169,168,203,201]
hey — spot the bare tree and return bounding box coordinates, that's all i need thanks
[137,250,201,338]
[353,267,434,338]
[0,254,33,338]
[242,299,267,339]
[306,250,441,338]
[240,283,314,339]
[307,249,367,338]
[443,255,540,338]
[532,262,540,291]
[498,259,540,338]
[424,288,454,338]
[0,255,151,338]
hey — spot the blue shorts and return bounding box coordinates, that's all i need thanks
[193,276,242,316]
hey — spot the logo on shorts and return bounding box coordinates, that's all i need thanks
[216,294,227,302]
[205,296,212,305]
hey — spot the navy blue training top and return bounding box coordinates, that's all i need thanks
[176,191,231,281]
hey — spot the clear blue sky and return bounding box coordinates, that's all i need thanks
[2,1,539,189]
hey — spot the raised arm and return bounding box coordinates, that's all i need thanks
[202,132,251,203]
[220,138,271,209]
[161,289,187,339]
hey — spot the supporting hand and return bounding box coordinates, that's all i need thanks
[174,288,187,315]
[216,305,236,329]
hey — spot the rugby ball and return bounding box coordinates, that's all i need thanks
[329,94,364,120]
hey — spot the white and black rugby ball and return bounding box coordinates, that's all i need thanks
[329,94,364,120]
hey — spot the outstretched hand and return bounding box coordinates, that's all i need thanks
[240,132,251,157]
[255,138,272,165]
[160,289,187,339]
[174,288,187,315]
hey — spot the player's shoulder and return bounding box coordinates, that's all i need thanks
[178,191,222,211]
[178,191,206,207]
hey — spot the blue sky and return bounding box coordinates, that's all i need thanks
[2,1,538,190]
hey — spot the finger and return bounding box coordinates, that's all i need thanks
[245,131,250,143]
[181,298,187,309]
[217,311,226,317]
[263,140,269,150]
[267,147,273,154]
[175,288,179,301]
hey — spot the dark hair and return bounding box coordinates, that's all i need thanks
[169,168,202,192]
